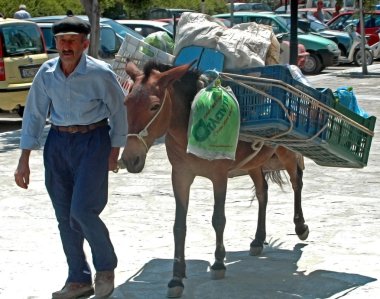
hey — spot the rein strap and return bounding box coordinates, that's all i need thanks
[127,89,169,153]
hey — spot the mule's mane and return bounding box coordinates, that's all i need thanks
[143,61,202,107]
[143,60,172,79]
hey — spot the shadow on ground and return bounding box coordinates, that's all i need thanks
[112,243,376,299]
[336,72,380,78]
[0,128,23,152]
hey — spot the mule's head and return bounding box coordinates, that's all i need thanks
[120,60,192,173]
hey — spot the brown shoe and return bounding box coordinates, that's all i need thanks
[52,282,94,299]
[94,271,114,298]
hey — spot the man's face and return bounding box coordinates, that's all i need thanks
[55,34,89,64]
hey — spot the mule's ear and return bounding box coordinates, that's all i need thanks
[157,63,193,88]
[125,59,142,81]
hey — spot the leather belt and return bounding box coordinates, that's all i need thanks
[51,119,108,134]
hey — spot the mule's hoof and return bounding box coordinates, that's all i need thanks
[167,279,184,298]
[250,246,263,256]
[297,225,309,241]
[210,268,226,280]
[167,286,184,298]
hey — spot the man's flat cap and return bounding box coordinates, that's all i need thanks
[52,16,91,36]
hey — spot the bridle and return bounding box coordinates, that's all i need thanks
[127,89,169,153]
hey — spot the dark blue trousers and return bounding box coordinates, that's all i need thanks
[43,126,117,283]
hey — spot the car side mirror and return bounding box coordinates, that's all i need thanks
[276,33,285,43]
[343,23,355,33]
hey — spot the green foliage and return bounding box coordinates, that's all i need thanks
[0,0,236,20]
[148,0,227,15]
[0,0,85,18]
[119,0,227,18]
[363,0,377,11]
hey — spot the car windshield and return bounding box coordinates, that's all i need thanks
[274,15,289,29]
[328,14,358,30]
[309,19,329,32]
[280,16,307,34]
[163,23,174,34]
[100,18,144,40]
[233,3,252,11]
[1,23,45,56]
[29,16,144,41]
[39,26,56,51]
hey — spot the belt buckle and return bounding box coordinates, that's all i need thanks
[67,126,79,134]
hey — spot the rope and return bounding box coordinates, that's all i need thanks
[233,140,265,170]
[126,89,169,153]
[221,72,374,137]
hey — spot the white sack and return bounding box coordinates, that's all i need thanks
[174,12,280,70]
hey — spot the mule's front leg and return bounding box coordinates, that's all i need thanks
[210,175,228,280]
[167,170,194,298]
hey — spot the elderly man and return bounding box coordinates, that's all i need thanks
[14,4,31,19]
[14,16,126,299]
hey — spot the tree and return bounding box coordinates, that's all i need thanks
[81,0,100,58]
[357,0,377,74]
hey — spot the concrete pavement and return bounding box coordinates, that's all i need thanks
[0,64,379,299]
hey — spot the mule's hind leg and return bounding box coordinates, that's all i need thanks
[276,147,309,241]
[210,175,228,280]
[247,168,268,256]
[292,164,309,240]
[167,170,195,298]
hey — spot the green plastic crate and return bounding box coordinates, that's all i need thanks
[284,102,376,168]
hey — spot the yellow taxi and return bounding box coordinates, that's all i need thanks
[0,17,48,113]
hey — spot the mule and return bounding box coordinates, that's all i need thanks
[120,61,309,298]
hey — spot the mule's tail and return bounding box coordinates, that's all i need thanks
[265,170,288,190]
[250,170,288,203]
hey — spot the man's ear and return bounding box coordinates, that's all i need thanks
[83,38,90,49]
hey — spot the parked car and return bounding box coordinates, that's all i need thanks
[147,8,195,20]
[326,10,380,46]
[29,15,144,41]
[34,22,123,63]
[227,2,272,12]
[213,11,340,74]
[0,17,49,113]
[281,14,373,65]
[29,16,146,62]
[280,14,352,59]
[116,20,174,39]
[274,4,306,13]
[297,7,335,22]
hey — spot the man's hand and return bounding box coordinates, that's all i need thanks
[109,147,120,172]
[14,149,31,189]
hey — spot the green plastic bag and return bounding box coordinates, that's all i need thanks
[187,83,240,160]
[142,31,174,55]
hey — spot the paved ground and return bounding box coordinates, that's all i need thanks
[0,65,379,299]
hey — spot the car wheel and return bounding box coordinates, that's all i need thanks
[354,49,374,66]
[301,53,323,75]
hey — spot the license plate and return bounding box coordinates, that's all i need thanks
[20,67,39,78]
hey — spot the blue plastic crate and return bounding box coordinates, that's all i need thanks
[221,65,335,142]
